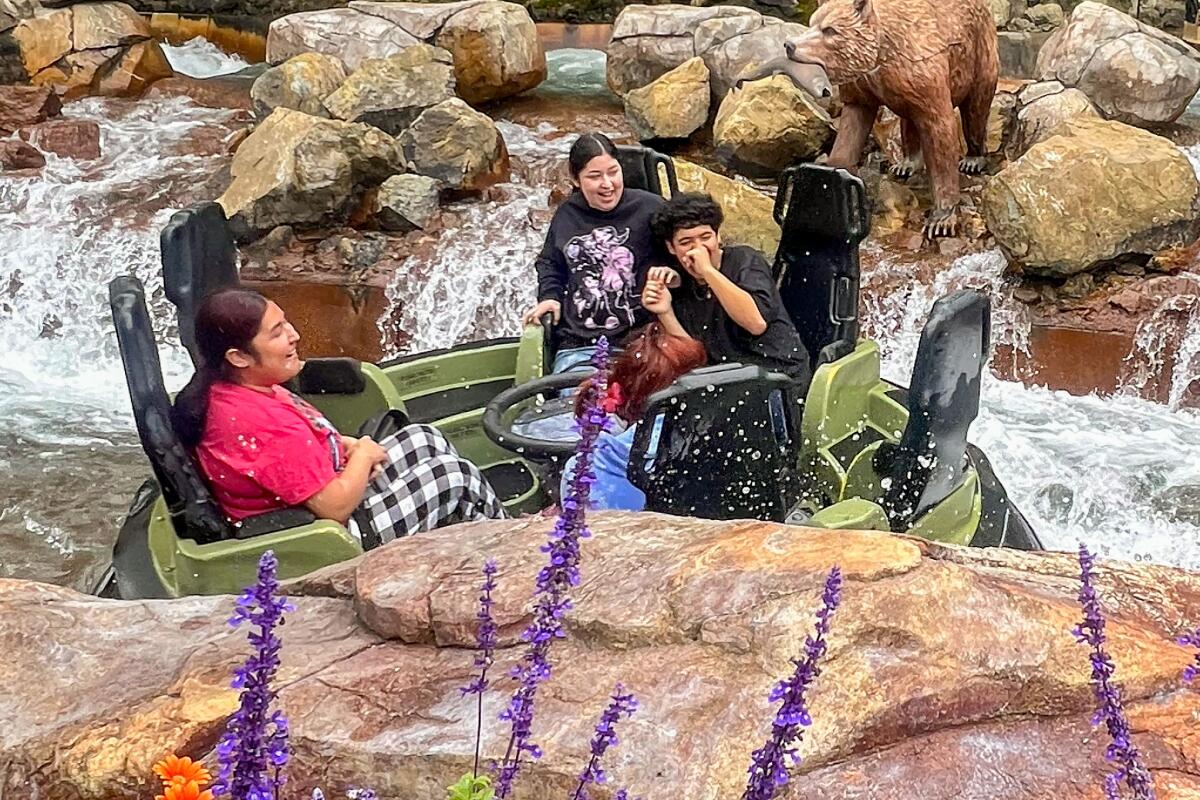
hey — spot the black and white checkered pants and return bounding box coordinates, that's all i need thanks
[354,424,505,546]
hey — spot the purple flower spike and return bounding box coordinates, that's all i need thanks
[494,339,612,800]
[462,559,499,697]
[1074,544,1156,800]
[1177,626,1200,683]
[213,550,296,800]
[743,566,842,800]
[571,684,638,800]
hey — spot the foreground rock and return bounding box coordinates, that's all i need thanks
[676,159,779,256]
[982,117,1200,276]
[398,98,508,191]
[266,1,545,104]
[1036,1,1200,127]
[18,117,101,159]
[4,1,172,98]
[217,107,403,234]
[250,52,347,119]
[5,513,1200,798]
[1007,79,1099,157]
[373,173,440,231]
[0,137,43,169]
[713,74,833,175]
[323,44,455,135]
[0,84,60,134]
[623,56,709,141]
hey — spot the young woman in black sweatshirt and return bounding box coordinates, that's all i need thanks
[522,133,668,373]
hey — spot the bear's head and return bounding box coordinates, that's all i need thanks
[784,0,880,85]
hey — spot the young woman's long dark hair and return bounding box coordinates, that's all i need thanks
[171,288,268,448]
[567,132,619,180]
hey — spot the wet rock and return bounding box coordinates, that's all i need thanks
[347,0,486,39]
[8,514,1200,798]
[250,52,347,119]
[398,97,508,191]
[94,39,173,96]
[18,117,100,160]
[623,56,709,141]
[71,1,149,50]
[675,158,779,256]
[0,137,44,170]
[1036,1,1200,127]
[432,1,546,105]
[1025,2,1064,30]
[144,74,254,111]
[323,44,455,135]
[982,117,1200,276]
[0,0,37,34]
[998,29,1054,79]
[873,177,920,235]
[0,84,60,136]
[1008,80,1099,157]
[217,107,404,234]
[373,173,441,232]
[266,8,419,71]
[698,14,803,100]
[605,4,736,94]
[10,6,71,75]
[987,0,1022,29]
[713,74,833,176]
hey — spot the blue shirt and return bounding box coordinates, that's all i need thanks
[561,416,663,511]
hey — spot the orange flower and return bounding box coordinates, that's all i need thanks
[155,780,214,800]
[152,755,212,787]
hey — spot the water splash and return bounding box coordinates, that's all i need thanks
[0,93,240,589]
[1119,278,1200,409]
[161,37,251,79]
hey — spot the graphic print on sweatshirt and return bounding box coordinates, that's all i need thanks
[565,225,636,331]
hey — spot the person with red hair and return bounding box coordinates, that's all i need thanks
[560,322,707,510]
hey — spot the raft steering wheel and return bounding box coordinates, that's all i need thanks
[482,369,596,461]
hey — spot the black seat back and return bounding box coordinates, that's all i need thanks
[615,144,679,198]
[627,364,801,521]
[161,202,239,367]
[109,275,231,544]
[773,164,870,369]
[879,290,991,528]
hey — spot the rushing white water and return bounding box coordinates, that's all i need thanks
[162,37,251,79]
[0,94,241,588]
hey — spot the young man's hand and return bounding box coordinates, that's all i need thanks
[522,299,561,326]
[685,247,718,279]
[641,277,673,316]
[647,266,681,288]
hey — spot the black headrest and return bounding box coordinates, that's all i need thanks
[879,290,991,528]
[109,275,230,544]
[773,165,871,368]
[161,202,239,367]
[628,363,802,521]
[294,357,366,395]
[615,145,679,197]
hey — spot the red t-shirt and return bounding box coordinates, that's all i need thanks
[196,382,349,522]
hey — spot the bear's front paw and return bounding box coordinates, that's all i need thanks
[959,155,988,175]
[923,207,959,239]
[889,157,921,180]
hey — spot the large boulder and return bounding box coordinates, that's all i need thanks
[982,117,1200,276]
[266,1,544,103]
[1036,1,1200,127]
[4,2,170,99]
[250,52,348,120]
[713,74,834,175]
[623,56,709,141]
[217,107,404,233]
[702,16,807,100]
[431,1,545,105]
[398,97,508,191]
[0,84,60,135]
[676,158,779,256]
[1007,79,1100,157]
[373,173,441,231]
[266,8,420,71]
[0,0,37,33]
[6,514,1200,798]
[18,117,101,159]
[323,44,455,135]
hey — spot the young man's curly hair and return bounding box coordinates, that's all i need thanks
[650,192,725,242]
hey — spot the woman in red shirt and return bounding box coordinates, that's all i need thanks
[170,289,504,546]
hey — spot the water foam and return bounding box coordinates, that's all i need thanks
[161,37,251,79]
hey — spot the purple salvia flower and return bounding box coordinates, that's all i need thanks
[213,550,296,800]
[1177,626,1200,683]
[743,566,842,800]
[571,684,638,800]
[347,790,378,800]
[494,339,612,800]
[463,559,500,779]
[1074,544,1156,800]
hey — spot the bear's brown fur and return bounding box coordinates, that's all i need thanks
[782,0,998,236]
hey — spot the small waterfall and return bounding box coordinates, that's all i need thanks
[161,37,251,78]
[1119,277,1200,409]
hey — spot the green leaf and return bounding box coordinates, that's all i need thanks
[446,773,495,800]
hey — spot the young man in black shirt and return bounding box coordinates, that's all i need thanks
[641,193,812,389]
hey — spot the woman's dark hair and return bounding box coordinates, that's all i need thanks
[171,288,269,448]
[650,192,725,243]
[567,133,620,179]
[575,322,707,423]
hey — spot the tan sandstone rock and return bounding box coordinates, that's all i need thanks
[397,97,509,191]
[71,1,150,50]
[1008,79,1100,157]
[432,1,545,105]
[95,39,173,97]
[323,44,455,135]
[675,158,780,257]
[713,73,834,175]
[266,8,419,71]
[0,84,60,135]
[250,51,348,119]
[623,56,709,141]
[10,6,71,75]
[982,117,1200,276]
